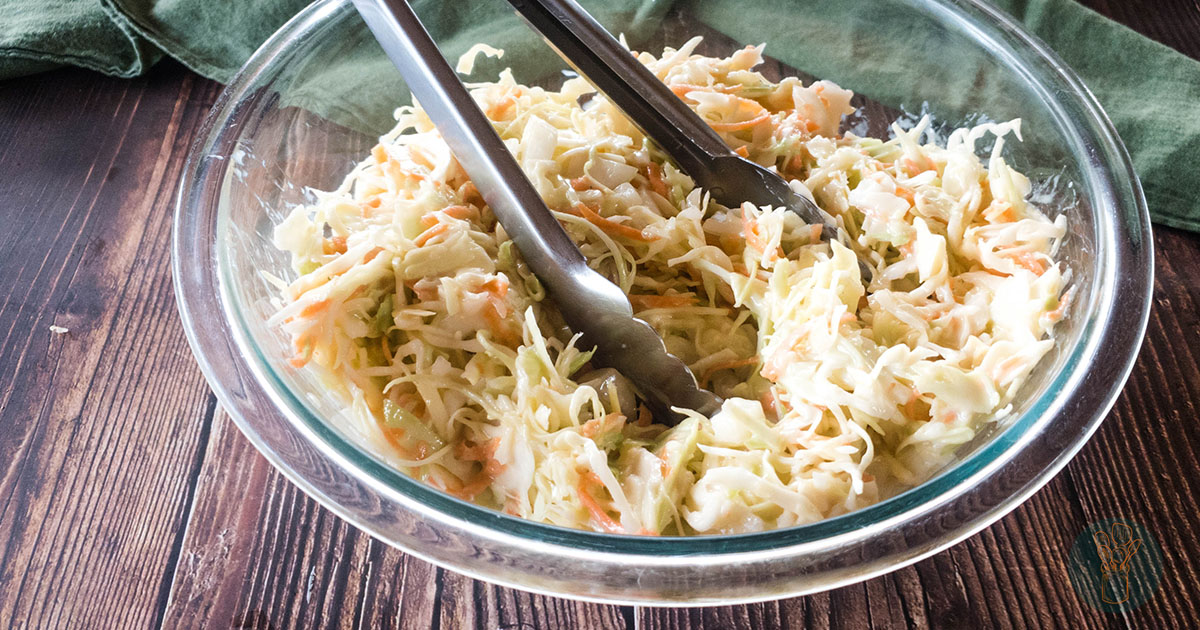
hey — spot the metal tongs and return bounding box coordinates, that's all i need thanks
[352,0,863,422]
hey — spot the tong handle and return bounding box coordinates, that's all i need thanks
[506,0,734,178]
[351,0,723,420]
[352,0,588,287]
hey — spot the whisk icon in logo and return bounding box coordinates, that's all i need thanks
[1092,521,1142,604]
[1067,518,1163,612]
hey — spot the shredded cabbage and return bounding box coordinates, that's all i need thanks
[269,38,1069,535]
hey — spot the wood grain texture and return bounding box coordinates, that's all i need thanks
[0,64,223,628]
[159,410,632,630]
[0,2,1198,629]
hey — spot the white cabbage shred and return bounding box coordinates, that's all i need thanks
[269,38,1069,535]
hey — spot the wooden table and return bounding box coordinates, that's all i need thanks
[2,2,1198,627]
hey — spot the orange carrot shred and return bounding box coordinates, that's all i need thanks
[1012,251,1047,275]
[628,293,695,310]
[742,204,783,262]
[700,357,759,385]
[578,473,624,534]
[646,163,670,199]
[414,223,450,247]
[299,299,330,318]
[569,203,658,242]
[710,111,770,132]
[636,405,652,427]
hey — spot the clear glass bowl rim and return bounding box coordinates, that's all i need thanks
[174,0,1154,604]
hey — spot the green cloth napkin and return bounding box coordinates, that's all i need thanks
[2,0,1197,231]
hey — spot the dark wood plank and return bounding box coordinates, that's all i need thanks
[0,63,223,628]
[159,410,633,629]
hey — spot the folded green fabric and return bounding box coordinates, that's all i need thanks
[1,0,1196,231]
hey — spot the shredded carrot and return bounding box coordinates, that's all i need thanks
[700,357,759,385]
[483,275,509,300]
[895,187,915,205]
[578,473,624,534]
[984,201,1016,223]
[455,438,498,462]
[582,412,624,439]
[422,204,474,227]
[569,176,591,191]
[446,204,474,219]
[635,404,652,427]
[323,235,348,255]
[742,205,783,262]
[452,475,494,501]
[734,145,750,158]
[414,223,450,247]
[483,304,518,346]
[710,111,770,132]
[448,439,505,498]
[628,293,696,310]
[812,83,830,108]
[903,154,937,175]
[761,329,807,381]
[286,331,312,364]
[381,426,409,456]
[784,154,807,175]
[481,277,518,345]
[371,144,388,164]
[809,223,823,243]
[1012,251,1047,275]
[1046,291,1073,323]
[299,299,330,318]
[486,94,517,119]
[669,83,738,97]
[568,203,658,242]
[360,196,383,216]
[901,392,925,421]
[991,353,1028,383]
[409,145,435,170]
[362,246,385,264]
[646,163,670,199]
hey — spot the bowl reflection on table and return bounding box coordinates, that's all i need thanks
[173,0,1153,604]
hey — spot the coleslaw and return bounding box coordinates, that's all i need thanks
[268,38,1069,535]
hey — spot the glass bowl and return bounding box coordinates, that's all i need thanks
[173,0,1153,605]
